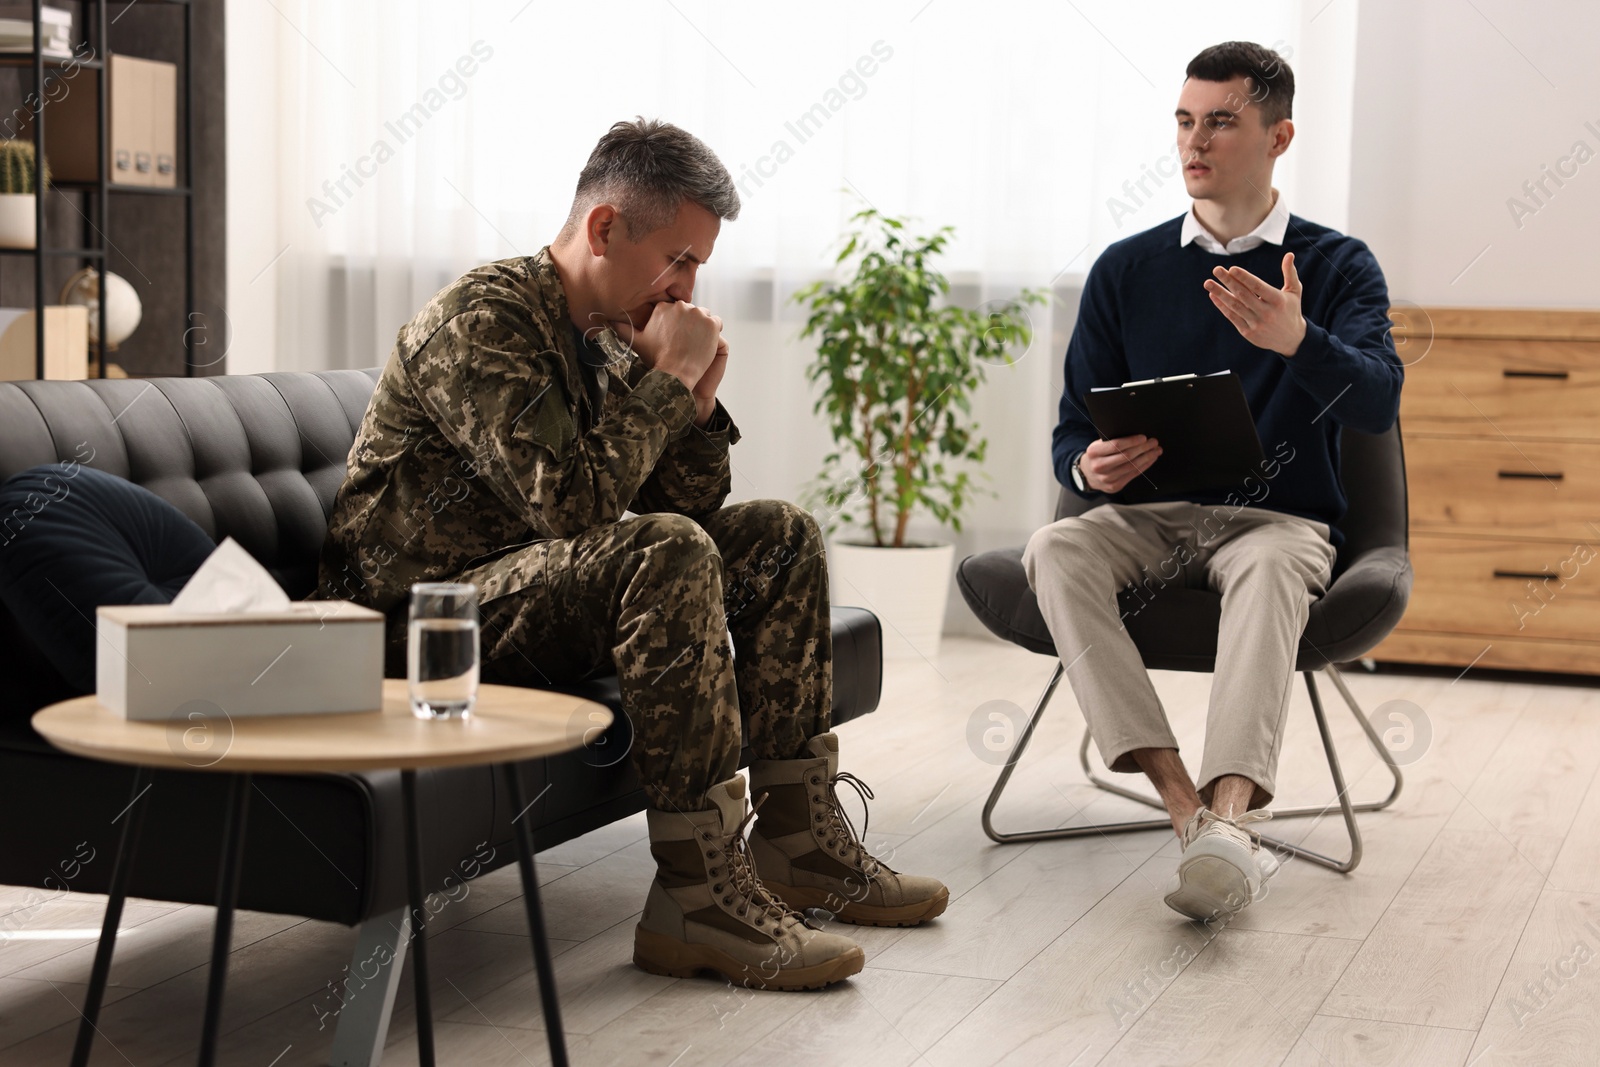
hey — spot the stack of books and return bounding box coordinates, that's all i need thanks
[0,5,72,57]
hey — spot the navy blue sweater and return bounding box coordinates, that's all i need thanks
[1053,214,1403,544]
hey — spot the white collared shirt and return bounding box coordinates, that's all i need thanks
[1179,191,1290,255]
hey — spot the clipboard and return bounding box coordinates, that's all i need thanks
[1082,370,1263,501]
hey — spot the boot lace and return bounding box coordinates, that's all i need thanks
[707,794,809,930]
[813,771,891,877]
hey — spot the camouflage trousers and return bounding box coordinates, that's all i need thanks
[402,499,834,813]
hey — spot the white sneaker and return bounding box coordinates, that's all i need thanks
[1163,808,1276,921]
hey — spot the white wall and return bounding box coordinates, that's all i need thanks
[1286,0,1359,231]
[222,0,281,375]
[1349,0,1600,308]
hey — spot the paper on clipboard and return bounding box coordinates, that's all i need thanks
[1089,369,1232,391]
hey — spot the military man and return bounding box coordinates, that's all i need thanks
[319,118,948,990]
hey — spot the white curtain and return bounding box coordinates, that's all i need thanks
[262,0,1340,633]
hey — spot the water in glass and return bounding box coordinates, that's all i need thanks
[408,616,479,719]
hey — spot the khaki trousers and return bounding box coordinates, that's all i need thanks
[1022,501,1336,806]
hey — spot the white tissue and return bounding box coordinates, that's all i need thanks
[169,537,293,614]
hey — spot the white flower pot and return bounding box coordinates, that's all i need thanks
[829,539,955,661]
[0,194,35,249]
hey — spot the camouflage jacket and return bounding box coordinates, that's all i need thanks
[318,247,740,614]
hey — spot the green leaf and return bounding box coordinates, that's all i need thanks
[792,203,1025,538]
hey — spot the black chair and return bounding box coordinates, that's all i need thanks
[956,424,1412,872]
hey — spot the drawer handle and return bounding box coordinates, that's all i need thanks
[1497,470,1563,480]
[1493,569,1556,581]
[1502,369,1569,380]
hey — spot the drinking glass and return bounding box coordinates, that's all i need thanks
[407,582,479,720]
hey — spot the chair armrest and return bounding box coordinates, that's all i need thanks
[1303,546,1414,664]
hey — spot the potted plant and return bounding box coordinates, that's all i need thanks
[0,140,46,250]
[795,207,1043,659]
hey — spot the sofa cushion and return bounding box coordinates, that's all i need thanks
[0,464,215,690]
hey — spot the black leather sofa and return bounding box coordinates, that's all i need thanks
[0,369,882,930]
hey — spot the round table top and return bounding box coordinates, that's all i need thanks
[31,680,612,774]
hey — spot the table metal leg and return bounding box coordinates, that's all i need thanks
[72,766,153,1067]
[502,763,569,1067]
[198,772,251,1067]
[400,770,435,1067]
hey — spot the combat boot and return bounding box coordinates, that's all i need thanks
[750,733,950,927]
[633,775,866,990]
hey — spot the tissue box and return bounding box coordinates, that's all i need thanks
[96,600,385,721]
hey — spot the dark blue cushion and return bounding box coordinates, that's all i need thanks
[0,465,215,691]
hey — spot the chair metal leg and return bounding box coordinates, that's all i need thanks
[1324,664,1404,811]
[982,663,1174,843]
[1265,672,1364,872]
[982,662,1405,873]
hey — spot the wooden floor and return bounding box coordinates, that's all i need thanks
[4,636,1599,1066]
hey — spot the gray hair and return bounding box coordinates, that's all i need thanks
[560,118,740,241]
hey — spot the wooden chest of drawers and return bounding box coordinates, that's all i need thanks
[1372,308,1600,675]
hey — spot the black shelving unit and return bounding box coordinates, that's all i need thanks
[9,0,194,379]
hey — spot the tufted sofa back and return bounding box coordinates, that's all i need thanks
[0,370,381,599]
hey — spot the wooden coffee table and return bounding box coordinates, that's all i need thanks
[33,680,610,1067]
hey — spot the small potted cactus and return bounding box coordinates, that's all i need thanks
[0,140,48,250]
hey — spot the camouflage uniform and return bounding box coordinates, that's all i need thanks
[318,248,832,811]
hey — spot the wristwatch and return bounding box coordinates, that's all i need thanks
[1069,450,1088,493]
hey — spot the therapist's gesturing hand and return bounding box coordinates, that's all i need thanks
[1081,434,1162,494]
[1203,251,1307,357]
